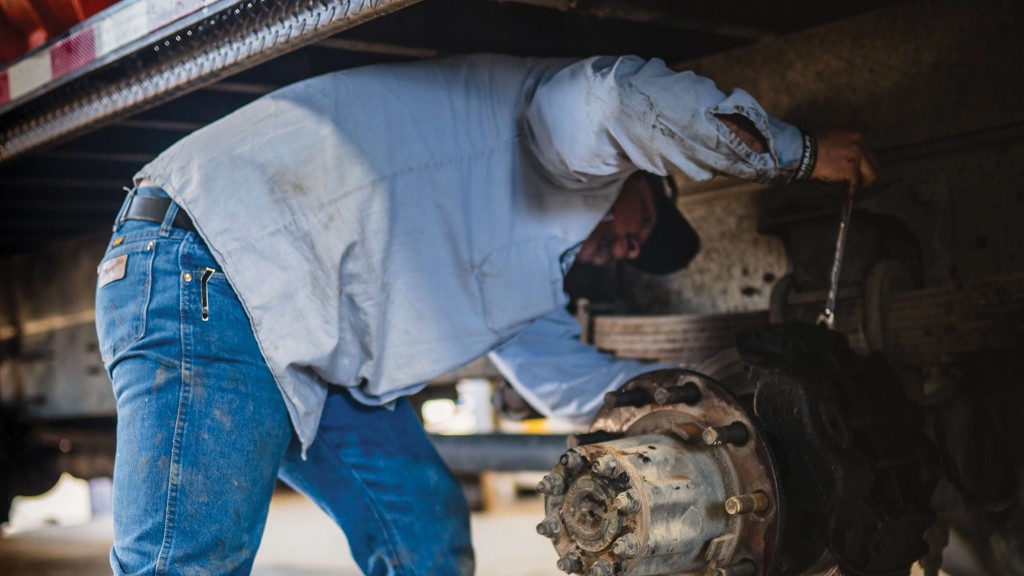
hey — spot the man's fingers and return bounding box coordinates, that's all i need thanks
[847,161,862,197]
[859,157,877,190]
[862,140,880,173]
[810,129,879,196]
[858,142,879,189]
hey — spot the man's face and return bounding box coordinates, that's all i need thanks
[577,174,658,267]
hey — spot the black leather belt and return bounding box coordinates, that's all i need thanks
[122,195,196,232]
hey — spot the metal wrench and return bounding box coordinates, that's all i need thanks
[817,197,854,330]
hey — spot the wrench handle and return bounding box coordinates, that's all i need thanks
[819,197,854,329]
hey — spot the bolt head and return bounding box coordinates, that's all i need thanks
[613,490,641,514]
[588,559,616,576]
[591,455,618,477]
[536,515,561,539]
[556,552,583,574]
[538,473,566,495]
[653,388,670,405]
[702,427,721,445]
[611,534,640,558]
[725,492,770,515]
[560,450,585,472]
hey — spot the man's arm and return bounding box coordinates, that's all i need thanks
[717,116,878,196]
[488,307,676,424]
[525,56,877,193]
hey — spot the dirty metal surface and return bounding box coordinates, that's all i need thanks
[773,270,1024,367]
[592,310,769,367]
[0,0,423,162]
[539,369,780,576]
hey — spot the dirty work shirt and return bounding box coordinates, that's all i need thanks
[136,54,805,453]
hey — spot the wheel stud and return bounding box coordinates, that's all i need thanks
[536,515,561,539]
[591,455,618,477]
[725,491,770,515]
[603,388,650,409]
[654,381,701,405]
[560,450,585,472]
[703,422,749,446]
[612,534,640,558]
[556,551,583,573]
[613,490,641,514]
[538,472,566,495]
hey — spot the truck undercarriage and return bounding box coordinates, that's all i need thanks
[1,0,1021,573]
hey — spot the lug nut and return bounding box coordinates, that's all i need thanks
[654,381,701,405]
[560,450,585,472]
[713,560,757,576]
[568,430,623,448]
[613,490,641,514]
[611,534,640,558]
[703,422,749,446]
[536,515,562,539]
[588,559,616,576]
[537,473,566,495]
[591,455,618,477]
[556,551,583,574]
[725,491,771,515]
[603,388,650,409]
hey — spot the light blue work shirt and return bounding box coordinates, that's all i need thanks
[137,54,805,453]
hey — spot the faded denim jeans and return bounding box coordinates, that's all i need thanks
[95,187,473,575]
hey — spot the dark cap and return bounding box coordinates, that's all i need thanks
[629,172,701,275]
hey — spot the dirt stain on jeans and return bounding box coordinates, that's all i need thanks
[212,408,233,431]
[152,365,171,394]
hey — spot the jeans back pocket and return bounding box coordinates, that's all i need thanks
[95,241,156,364]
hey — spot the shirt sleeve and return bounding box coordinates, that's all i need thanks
[487,307,676,425]
[524,55,804,187]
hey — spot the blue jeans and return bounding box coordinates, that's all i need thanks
[95,188,473,575]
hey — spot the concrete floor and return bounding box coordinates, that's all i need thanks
[0,476,970,576]
[0,487,561,575]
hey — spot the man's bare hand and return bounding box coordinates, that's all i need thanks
[811,128,878,196]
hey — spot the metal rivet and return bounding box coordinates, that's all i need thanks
[183,272,193,282]
[146,241,154,250]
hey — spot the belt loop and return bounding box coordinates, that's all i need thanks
[159,198,181,237]
[113,185,137,232]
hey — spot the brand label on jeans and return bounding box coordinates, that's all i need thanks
[98,254,128,287]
